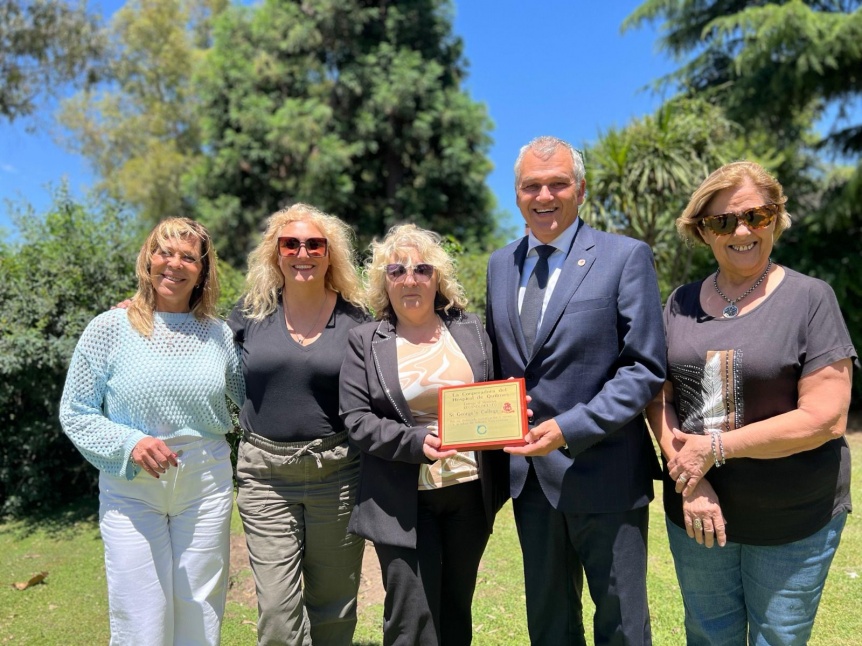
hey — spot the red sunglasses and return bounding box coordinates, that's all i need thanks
[277,237,328,257]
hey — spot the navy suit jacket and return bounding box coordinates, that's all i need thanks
[486,220,666,513]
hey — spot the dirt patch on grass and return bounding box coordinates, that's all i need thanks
[227,535,384,611]
[356,542,385,608]
[227,532,257,608]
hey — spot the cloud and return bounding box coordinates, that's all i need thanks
[1,164,17,174]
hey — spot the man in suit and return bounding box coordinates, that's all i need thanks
[485,136,666,645]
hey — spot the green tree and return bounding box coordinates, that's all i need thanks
[624,1,862,153]
[0,189,245,516]
[621,0,838,234]
[772,160,862,391]
[0,191,139,515]
[584,98,771,294]
[0,0,105,121]
[58,0,226,223]
[192,0,496,265]
[625,0,862,402]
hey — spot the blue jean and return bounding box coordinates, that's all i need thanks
[666,512,846,646]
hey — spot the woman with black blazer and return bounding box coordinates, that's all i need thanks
[340,224,508,646]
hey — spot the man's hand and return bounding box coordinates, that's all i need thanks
[505,418,566,456]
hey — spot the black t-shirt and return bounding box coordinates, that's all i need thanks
[663,268,856,545]
[228,295,369,442]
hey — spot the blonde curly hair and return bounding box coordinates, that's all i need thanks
[366,224,468,321]
[128,217,220,336]
[242,203,364,320]
[677,161,792,245]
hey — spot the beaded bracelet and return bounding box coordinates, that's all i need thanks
[709,432,718,468]
[709,430,726,468]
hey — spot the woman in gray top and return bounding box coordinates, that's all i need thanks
[647,161,857,645]
[228,204,368,646]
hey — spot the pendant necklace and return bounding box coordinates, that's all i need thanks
[284,293,328,345]
[155,312,195,348]
[713,259,772,318]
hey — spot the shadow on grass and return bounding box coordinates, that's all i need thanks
[0,495,99,539]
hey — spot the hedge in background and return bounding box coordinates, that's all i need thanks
[0,193,139,516]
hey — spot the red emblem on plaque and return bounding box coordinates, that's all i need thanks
[502,402,513,413]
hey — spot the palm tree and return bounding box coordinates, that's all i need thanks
[585,98,740,294]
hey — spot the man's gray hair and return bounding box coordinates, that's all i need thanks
[514,136,585,191]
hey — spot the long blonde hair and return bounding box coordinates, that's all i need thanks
[366,224,468,321]
[127,217,220,336]
[242,203,365,320]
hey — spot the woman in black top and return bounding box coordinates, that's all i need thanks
[228,204,368,646]
[647,162,857,645]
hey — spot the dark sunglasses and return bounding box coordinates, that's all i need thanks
[698,203,779,236]
[277,237,328,257]
[385,263,435,282]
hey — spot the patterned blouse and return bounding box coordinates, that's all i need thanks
[396,318,480,490]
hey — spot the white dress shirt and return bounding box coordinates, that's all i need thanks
[517,220,579,332]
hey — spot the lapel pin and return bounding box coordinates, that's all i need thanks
[577,258,586,266]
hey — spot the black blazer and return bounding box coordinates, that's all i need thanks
[340,311,509,549]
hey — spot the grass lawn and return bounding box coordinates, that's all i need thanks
[2,433,860,645]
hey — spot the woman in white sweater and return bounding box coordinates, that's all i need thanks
[60,217,244,646]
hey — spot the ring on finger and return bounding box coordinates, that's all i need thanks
[677,473,689,485]
[693,518,703,531]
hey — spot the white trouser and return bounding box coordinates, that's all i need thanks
[98,436,233,646]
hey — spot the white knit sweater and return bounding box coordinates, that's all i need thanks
[60,309,244,480]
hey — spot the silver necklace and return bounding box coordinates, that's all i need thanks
[155,312,195,348]
[713,259,772,318]
[284,293,329,345]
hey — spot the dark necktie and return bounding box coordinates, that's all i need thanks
[520,244,554,354]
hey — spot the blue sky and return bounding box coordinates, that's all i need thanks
[0,1,674,239]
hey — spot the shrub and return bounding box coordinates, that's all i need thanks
[0,193,247,517]
[0,193,139,515]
